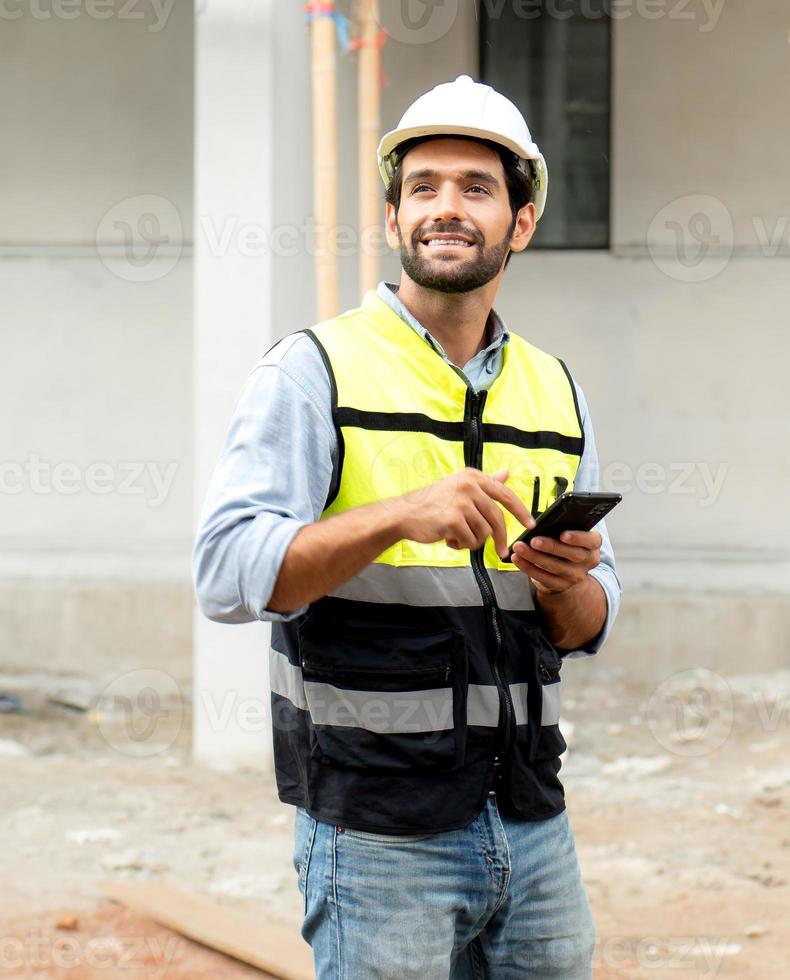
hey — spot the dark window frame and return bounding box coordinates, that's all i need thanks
[479,3,612,250]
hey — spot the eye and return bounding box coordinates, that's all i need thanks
[467,185,490,194]
[411,184,433,194]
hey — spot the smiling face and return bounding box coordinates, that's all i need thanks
[385,137,536,295]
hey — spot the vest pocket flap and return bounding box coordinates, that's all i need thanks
[297,617,464,675]
[297,622,468,772]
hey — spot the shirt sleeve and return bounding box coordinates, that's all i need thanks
[558,380,624,659]
[192,333,337,624]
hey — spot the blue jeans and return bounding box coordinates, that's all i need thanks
[292,797,597,979]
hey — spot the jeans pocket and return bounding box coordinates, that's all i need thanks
[341,828,437,844]
[298,617,468,773]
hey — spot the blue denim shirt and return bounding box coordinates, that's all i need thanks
[377,282,509,391]
[193,282,622,657]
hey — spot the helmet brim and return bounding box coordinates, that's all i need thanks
[377,125,548,221]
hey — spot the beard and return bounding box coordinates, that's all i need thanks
[396,216,516,294]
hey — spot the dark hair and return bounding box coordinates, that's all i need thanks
[383,135,534,268]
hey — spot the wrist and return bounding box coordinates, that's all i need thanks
[373,495,410,545]
[535,572,590,604]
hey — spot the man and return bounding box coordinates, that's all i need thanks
[194,75,622,979]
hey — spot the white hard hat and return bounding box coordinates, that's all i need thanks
[377,75,548,220]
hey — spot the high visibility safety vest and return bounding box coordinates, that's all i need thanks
[270,290,584,834]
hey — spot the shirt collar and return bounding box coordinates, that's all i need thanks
[376,281,510,360]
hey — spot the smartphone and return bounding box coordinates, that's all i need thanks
[503,491,622,563]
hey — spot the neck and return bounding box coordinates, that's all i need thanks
[394,274,500,368]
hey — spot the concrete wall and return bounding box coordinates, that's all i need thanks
[0,1,194,681]
[611,0,789,252]
[0,0,193,244]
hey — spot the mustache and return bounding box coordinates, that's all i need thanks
[412,223,483,246]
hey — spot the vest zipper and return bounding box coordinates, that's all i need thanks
[539,663,560,683]
[464,389,514,759]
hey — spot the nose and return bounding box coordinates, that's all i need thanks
[430,181,466,224]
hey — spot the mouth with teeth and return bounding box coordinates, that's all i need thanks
[419,234,477,250]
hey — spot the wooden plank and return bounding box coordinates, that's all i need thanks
[97,880,314,980]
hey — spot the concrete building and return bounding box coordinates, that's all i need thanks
[2,0,788,768]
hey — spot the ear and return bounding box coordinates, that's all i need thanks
[384,202,401,251]
[508,201,537,255]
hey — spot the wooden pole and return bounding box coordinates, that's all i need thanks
[310,2,339,320]
[355,0,381,296]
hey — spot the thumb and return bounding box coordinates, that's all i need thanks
[491,469,509,483]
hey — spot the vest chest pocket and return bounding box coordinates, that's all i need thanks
[297,619,468,773]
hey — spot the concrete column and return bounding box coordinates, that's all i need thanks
[193,0,275,770]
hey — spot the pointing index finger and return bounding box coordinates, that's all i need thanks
[481,473,535,531]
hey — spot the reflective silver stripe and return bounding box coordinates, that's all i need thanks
[541,681,561,726]
[467,683,501,727]
[269,648,307,710]
[488,568,536,611]
[303,682,454,733]
[469,681,561,727]
[328,561,535,611]
[270,649,561,728]
[328,563,483,606]
[509,682,530,726]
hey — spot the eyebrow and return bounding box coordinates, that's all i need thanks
[403,168,501,189]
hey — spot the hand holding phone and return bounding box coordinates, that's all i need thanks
[503,491,621,563]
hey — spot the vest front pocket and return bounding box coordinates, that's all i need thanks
[297,622,468,773]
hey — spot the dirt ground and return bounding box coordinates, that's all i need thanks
[1,662,788,979]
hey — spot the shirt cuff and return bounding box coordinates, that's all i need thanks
[238,513,310,622]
